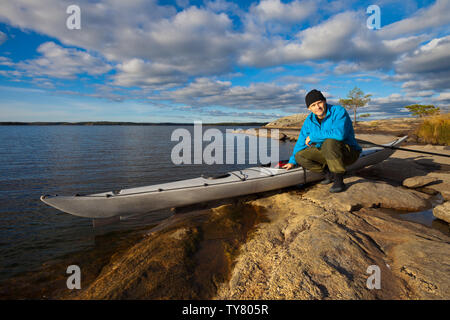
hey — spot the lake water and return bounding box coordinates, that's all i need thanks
[0,125,295,282]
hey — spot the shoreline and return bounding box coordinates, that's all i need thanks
[0,122,268,126]
[0,132,449,299]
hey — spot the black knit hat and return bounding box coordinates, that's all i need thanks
[305,89,326,108]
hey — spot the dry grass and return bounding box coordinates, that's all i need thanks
[416,113,450,145]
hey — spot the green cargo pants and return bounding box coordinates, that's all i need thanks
[294,139,360,174]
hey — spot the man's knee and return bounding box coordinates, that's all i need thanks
[294,149,326,172]
[294,149,316,167]
[294,150,307,165]
[321,139,344,157]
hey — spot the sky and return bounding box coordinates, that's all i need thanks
[0,0,449,123]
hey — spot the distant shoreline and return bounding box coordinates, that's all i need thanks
[0,121,268,126]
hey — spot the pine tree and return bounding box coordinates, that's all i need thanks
[339,87,371,124]
[405,104,440,118]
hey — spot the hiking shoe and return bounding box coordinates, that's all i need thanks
[329,173,345,193]
[319,167,333,185]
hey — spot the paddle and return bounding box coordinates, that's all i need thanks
[356,139,450,158]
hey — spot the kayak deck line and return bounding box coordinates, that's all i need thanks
[41,147,386,199]
[57,147,384,199]
[40,136,407,219]
[42,166,309,199]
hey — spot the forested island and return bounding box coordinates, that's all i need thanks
[0,121,268,126]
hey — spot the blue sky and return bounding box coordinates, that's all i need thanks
[0,0,449,123]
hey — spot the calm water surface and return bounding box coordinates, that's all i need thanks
[0,125,294,281]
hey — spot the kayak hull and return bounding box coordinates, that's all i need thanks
[41,169,323,219]
[41,136,407,219]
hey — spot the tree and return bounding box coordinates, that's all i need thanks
[339,87,371,124]
[404,104,440,118]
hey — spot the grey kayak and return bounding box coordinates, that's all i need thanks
[40,136,408,219]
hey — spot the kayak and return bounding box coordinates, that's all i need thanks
[41,136,408,219]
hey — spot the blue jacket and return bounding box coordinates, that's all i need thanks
[288,104,362,165]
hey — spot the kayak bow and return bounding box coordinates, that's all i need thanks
[41,136,408,219]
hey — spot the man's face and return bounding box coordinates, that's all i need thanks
[308,100,326,119]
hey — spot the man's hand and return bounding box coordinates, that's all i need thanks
[282,163,295,170]
[305,136,311,147]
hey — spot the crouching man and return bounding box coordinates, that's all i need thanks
[282,89,362,193]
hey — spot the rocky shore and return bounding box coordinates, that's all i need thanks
[67,137,450,300]
[1,127,449,300]
[262,114,424,136]
[233,117,426,143]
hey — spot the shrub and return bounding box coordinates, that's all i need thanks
[416,114,450,145]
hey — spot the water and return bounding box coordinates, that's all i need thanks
[395,209,449,236]
[0,125,295,282]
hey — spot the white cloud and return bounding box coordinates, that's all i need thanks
[176,0,190,8]
[0,56,13,66]
[395,35,450,74]
[170,77,231,100]
[164,78,306,111]
[371,93,406,104]
[0,1,242,81]
[242,0,317,37]
[379,0,450,39]
[297,11,361,58]
[0,0,448,119]
[0,85,46,94]
[394,36,450,92]
[238,10,427,70]
[0,0,443,83]
[333,62,361,75]
[405,90,435,98]
[382,34,432,55]
[251,0,316,24]
[239,11,362,67]
[401,77,450,92]
[16,42,112,79]
[432,92,450,102]
[205,0,243,16]
[138,7,243,74]
[113,58,185,88]
[364,93,418,116]
[276,75,322,84]
[203,109,282,120]
[0,31,7,45]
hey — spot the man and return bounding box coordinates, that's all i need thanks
[282,89,361,193]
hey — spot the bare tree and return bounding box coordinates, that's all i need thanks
[339,87,371,124]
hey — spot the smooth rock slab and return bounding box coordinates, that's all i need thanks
[215,192,450,300]
[433,202,450,224]
[302,176,430,212]
[357,145,450,200]
[403,176,438,188]
[427,173,450,201]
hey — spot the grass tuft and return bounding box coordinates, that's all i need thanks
[416,113,450,145]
